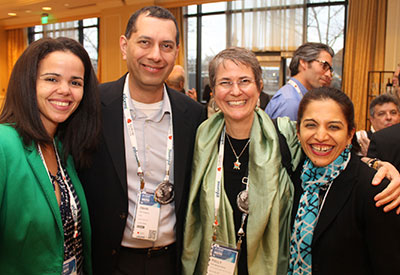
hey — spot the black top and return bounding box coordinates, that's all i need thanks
[223,135,250,275]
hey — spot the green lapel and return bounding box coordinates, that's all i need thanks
[25,142,64,236]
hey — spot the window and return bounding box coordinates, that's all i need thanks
[28,18,99,72]
[185,0,347,101]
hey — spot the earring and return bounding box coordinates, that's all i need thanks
[211,99,220,112]
[255,98,260,111]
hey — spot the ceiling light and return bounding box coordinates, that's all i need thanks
[42,7,52,11]
[8,12,17,16]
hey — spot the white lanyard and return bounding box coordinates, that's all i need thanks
[122,88,173,191]
[213,127,249,248]
[288,79,303,98]
[38,141,79,239]
[213,126,226,236]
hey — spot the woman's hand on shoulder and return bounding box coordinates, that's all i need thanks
[369,160,400,214]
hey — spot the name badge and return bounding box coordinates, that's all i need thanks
[132,192,160,241]
[62,256,77,275]
[206,243,238,275]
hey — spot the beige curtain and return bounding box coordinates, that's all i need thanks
[231,0,303,51]
[6,28,27,83]
[168,7,185,66]
[342,0,387,130]
[42,21,79,39]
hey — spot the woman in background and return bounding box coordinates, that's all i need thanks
[0,37,100,274]
[289,87,400,274]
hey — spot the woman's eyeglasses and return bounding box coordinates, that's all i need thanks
[216,78,255,90]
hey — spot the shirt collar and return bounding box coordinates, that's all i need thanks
[123,74,172,122]
[290,77,308,95]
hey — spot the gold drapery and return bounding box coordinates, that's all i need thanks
[168,7,185,66]
[6,28,27,82]
[342,0,387,130]
[97,36,102,83]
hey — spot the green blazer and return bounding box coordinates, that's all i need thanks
[0,124,92,275]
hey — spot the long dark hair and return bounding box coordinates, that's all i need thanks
[0,37,100,168]
[297,86,361,154]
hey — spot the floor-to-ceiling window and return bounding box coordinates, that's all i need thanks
[27,18,99,72]
[185,0,347,102]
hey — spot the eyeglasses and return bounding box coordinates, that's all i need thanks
[216,78,255,90]
[313,59,333,73]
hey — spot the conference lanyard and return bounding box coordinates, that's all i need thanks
[213,126,249,250]
[288,79,304,98]
[122,88,173,193]
[38,141,79,239]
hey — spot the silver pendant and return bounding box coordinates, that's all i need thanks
[236,190,249,214]
[154,181,174,204]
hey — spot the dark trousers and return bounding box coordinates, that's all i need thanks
[112,243,177,275]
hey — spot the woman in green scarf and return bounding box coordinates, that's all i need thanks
[182,47,303,275]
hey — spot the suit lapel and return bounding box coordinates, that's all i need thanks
[101,76,127,194]
[313,156,358,243]
[25,144,63,235]
[168,89,190,213]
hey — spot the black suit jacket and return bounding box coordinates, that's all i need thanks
[368,123,400,170]
[79,75,206,275]
[291,154,400,275]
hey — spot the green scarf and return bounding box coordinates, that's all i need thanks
[182,109,302,275]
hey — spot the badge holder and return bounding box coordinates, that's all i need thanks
[206,242,239,275]
[63,256,77,275]
[132,191,160,241]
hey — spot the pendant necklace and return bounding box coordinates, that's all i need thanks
[226,135,250,170]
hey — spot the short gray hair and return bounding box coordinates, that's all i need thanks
[209,47,262,92]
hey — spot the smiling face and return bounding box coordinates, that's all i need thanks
[214,60,260,127]
[300,50,333,90]
[36,50,84,137]
[120,13,178,101]
[297,99,355,167]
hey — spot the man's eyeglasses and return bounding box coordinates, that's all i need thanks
[313,59,333,73]
[216,78,255,90]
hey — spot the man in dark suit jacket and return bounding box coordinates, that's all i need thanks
[368,123,400,170]
[79,6,206,275]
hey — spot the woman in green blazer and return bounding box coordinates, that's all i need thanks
[0,37,100,274]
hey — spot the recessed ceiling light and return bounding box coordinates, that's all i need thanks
[64,3,70,7]
[25,10,32,13]
[8,12,17,16]
[42,7,52,11]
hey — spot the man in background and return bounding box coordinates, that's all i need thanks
[79,6,206,275]
[357,94,400,156]
[265,42,334,120]
[368,122,400,170]
[166,64,197,101]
